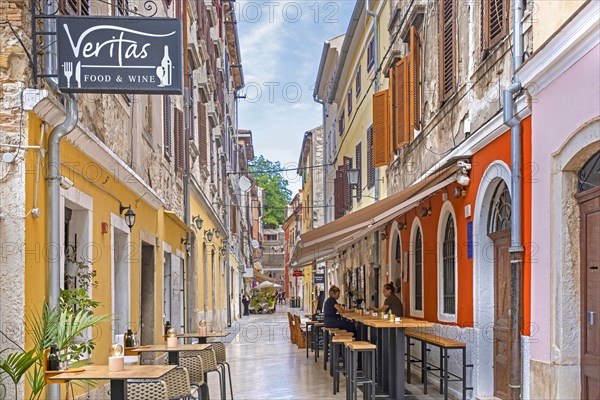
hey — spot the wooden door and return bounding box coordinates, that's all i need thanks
[489,229,511,400]
[577,186,600,399]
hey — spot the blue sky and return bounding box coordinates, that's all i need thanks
[236,1,355,192]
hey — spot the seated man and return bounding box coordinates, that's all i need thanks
[323,286,358,338]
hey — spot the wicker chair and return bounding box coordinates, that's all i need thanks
[126,379,169,400]
[162,366,193,400]
[212,343,233,399]
[198,349,224,400]
[180,355,210,400]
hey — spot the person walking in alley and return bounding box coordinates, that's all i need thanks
[370,282,403,317]
[242,292,251,316]
[323,286,358,337]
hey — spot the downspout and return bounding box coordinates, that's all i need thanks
[46,94,78,400]
[314,97,328,295]
[502,1,524,399]
[366,0,381,308]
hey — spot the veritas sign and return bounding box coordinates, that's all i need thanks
[56,16,182,94]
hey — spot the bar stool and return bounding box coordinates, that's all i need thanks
[344,341,376,400]
[313,322,324,362]
[323,328,340,371]
[330,331,354,376]
[331,336,353,395]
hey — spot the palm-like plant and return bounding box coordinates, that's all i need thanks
[0,349,40,400]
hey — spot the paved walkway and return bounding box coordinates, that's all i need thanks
[206,305,445,400]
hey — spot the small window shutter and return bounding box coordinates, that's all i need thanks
[343,157,352,211]
[372,90,389,167]
[355,143,362,202]
[485,0,507,49]
[394,57,409,150]
[198,103,208,167]
[440,0,456,100]
[164,96,172,160]
[409,26,421,134]
[335,165,348,219]
[367,126,375,189]
[174,108,185,171]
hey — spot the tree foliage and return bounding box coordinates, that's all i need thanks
[249,155,292,228]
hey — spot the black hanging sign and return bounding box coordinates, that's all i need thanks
[56,16,183,94]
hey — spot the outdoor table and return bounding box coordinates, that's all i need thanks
[177,331,229,344]
[363,318,433,400]
[131,343,211,365]
[48,364,176,399]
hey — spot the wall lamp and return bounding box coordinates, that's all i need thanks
[457,160,472,186]
[204,229,214,242]
[220,247,227,257]
[214,229,221,239]
[192,216,204,230]
[181,238,191,253]
[119,204,136,230]
[420,198,432,217]
[398,215,408,230]
[347,168,360,198]
[380,231,388,241]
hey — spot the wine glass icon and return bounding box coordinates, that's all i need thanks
[156,66,166,87]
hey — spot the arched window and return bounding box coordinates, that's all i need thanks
[414,227,423,311]
[442,215,456,314]
[578,150,600,192]
[488,180,511,233]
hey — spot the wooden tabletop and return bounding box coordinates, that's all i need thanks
[177,332,229,338]
[362,318,433,329]
[131,343,212,353]
[48,364,176,381]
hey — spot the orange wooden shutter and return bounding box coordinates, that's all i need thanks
[394,57,409,149]
[409,26,421,135]
[372,90,389,167]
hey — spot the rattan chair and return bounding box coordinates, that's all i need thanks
[126,379,169,400]
[198,349,224,400]
[180,355,210,400]
[162,366,193,400]
[212,343,233,399]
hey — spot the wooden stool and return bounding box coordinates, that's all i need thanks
[345,341,376,400]
[323,328,340,371]
[331,336,353,394]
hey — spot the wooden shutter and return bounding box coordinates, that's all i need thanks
[409,26,421,134]
[372,90,389,167]
[440,0,456,101]
[394,57,409,150]
[335,165,349,219]
[484,0,508,49]
[367,126,375,189]
[163,96,172,160]
[174,108,185,172]
[343,157,353,211]
[355,143,362,202]
[198,103,208,167]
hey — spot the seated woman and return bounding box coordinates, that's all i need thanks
[371,282,403,316]
[323,286,358,337]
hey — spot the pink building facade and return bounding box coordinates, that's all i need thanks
[520,3,599,398]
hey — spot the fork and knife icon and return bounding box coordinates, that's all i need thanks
[63,61,81,88]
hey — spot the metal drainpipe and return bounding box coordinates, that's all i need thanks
[366,0,381,308]
[502,0,524,398]
[46,93,78,400]
[314,96,328,295]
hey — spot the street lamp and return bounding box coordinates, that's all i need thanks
[119,204,136,230]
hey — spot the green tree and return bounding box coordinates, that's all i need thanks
[249,155,292,227]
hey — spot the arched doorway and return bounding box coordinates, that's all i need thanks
[487,180,512,400]
[576,150,600,399]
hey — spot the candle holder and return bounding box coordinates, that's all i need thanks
[108,343,124,372]
[198,320,207,336]
[166,328,178,348]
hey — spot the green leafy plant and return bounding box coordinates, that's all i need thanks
[0,349,40,400]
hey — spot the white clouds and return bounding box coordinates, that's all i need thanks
[236,1,354,193]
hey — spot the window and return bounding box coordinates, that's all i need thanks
[347,89,353,116]
[355,66,362,97]
[578,150,600,192]
[372,90,390,167]
[438,208,457,321]
[483,0,508,50]
[174,108,185,172]
[410,220,424,317]
[163,97,172,160]
[60,0,90,15]
[113,0,129,16]
[338,112,345,136]
[367,37,375,72]
[414,227,423,311]
[439,0,456,101]
[355,143,362,201]
[366,126,375,189]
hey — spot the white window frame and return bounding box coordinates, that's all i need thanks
[409,218,424,318]
[437,201,458,323]
[111,212,132,340]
